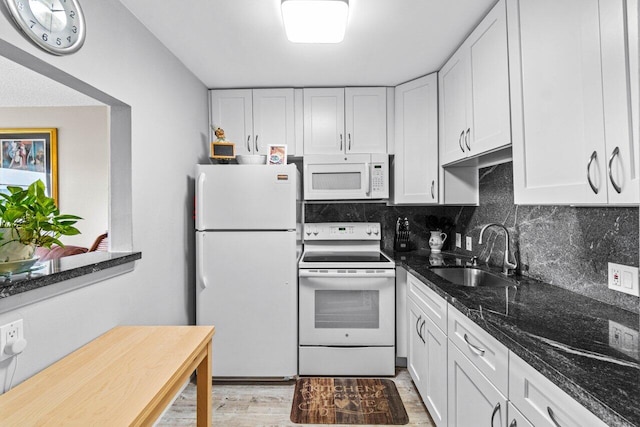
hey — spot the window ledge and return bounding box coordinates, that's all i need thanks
[0,251,142,314]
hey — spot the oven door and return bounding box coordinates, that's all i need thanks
[298,269,395,346]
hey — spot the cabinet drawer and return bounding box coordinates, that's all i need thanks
[509,352,608,427]
[447,305,508,394]
[407,273,447,333]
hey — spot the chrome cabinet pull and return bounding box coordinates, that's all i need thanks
[348,133,352,151]
[255,135,259,152]
[419,320,426,344]
[463,333,486,356]
[459,130,465,152]
[608,146,622,194]
[490,402,501,427]
[431,180,435,199]
[340,134,343,151]
[246,135,251,151]
[509,420,517,427]
[465,128,471,151]
[415,315,423,341]
[587,151,599,194]
[547,407,562,427]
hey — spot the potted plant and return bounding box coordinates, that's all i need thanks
[0,180,81,265]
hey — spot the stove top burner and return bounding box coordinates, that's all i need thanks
[301,251,391,264]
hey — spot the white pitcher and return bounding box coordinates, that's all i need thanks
[428,230,447,253]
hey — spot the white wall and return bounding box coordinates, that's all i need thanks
[0,0,209,387]
[0,106,109,248]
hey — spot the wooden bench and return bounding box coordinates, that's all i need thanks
[0,325,215,426]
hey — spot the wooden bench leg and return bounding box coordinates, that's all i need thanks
[196,340,212,426]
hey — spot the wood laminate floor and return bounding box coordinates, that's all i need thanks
[158,369,435,426]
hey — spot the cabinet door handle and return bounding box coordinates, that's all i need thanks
[459,131,465,152]
[608,146,622,194]
[247,135,251,151]
[415,315,423,341]
[255,135,259,153]
[463,333,486,356]
[419,319,426,344]
[509,420,517,427]
[340,134,343,151]
[587,150,599,194]
[547,407,563,427]
[490,402,501,427]
[348,133,352,151]
[431,180,435,199]
[465,128,471,151]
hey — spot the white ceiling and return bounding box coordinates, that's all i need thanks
[118,0,497,89]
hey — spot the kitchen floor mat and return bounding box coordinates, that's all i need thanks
[290,377,409,425]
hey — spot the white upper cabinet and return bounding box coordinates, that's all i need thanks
[210,88,297,156]
[392,74,439,204]
[303,88,345,155]
[345,87,388,153]
[210,89,253,155]
[252,89,296,154]
[439,0,511,166]
[303,87,387,154]
[508,0,639,205]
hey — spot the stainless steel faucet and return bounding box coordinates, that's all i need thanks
[478,223,517,276]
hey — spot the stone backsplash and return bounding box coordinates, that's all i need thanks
[304,162,640,313]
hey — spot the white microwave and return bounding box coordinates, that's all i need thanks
[303,154,389,200]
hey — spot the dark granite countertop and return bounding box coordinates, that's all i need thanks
[391,249,639,427]
[0,251,142,302]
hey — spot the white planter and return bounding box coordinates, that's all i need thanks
[0,228,36,262]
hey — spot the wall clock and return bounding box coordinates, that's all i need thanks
[3,0,86,55]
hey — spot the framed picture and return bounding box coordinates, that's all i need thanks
[0,128,58,204]
[267,144,287,165]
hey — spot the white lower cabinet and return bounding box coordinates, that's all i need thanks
[407,279,609,427]
[407,277,448,426]
[447,305,508,427]
[508,402,533,427]
[509,352,608,427]
[448,343,507,427]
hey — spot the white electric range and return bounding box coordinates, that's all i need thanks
[298,222,396,376]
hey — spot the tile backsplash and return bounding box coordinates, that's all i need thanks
[305,162,639,313]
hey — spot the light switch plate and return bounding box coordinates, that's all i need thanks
[465,236,472,251]
[455,233,461,248]
[608,262,639,296]
[608,320,639,359]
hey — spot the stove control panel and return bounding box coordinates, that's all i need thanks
[304,223,381,240]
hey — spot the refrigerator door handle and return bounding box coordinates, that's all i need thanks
[197,233,209,289]
[196,172,206,230]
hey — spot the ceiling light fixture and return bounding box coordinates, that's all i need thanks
[281,0,349,44]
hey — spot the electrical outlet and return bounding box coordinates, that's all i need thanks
[465,236,473,251]
[0,319,24,362]
[455,233,461,248]
[608,262,639,296]
[609,320,639,359]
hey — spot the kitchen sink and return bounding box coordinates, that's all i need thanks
[429,267,516,288]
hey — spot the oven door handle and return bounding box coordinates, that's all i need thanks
[299,270,396,279]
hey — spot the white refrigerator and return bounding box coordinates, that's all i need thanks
[195,164,301,378]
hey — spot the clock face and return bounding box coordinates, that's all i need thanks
[4,0,86,55]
